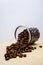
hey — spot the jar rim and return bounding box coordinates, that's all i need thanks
[14,25,31,44]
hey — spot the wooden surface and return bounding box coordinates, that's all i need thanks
[0,40,43,65]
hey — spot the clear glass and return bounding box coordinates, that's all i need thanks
[14,25,40,44]
[14,25,31,43]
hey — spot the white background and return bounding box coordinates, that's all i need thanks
[0,0,43,41]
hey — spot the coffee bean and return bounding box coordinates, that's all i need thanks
[23,54,26,57]
[19,54,23,58]
[10,49,14,53]
[39,46,42,48]
[7,50,10,54]
[5,56,9,60]
[13,54,17,58]
[6,46,11,50]
[34,47,36,49]
[10,53,14,58]
[22,50,25,53]
[4,54,10,60]
[28,49,32,52]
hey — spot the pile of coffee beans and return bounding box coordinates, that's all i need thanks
[4,42,37,61]
[4,28,40,61]
[29,28,40,44]
[17,29,29,44]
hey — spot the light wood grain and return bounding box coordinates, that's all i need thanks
[0,40,43,65]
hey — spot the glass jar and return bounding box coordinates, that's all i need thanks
[14,25,40,44]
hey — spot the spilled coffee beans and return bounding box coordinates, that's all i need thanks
[4,28,40,61]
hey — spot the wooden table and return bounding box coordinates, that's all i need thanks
[0,40,43,65]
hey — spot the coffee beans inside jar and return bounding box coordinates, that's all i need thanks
[15,26,40,45]
[4,26,40,61]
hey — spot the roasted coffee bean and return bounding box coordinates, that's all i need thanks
[6,46,11,50]
[10,49,14,54]
[28,49,32,52]
[17,51,20,53]
[23,54,26,57]
[4,54,10,60]
[17,53,20,56]
[39,46,42,48]
[25,49,29,52]
[30,47,34,50]
[11,43,15,46]
[28,46,34,50]
[13,54,17,58]
[21,49,25,53]
[7,50,10,54]
[9,53,14,58]
[25,47,28,50]
[5,56,9,60]
[34,47,36,49]
[19,53,23,58]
